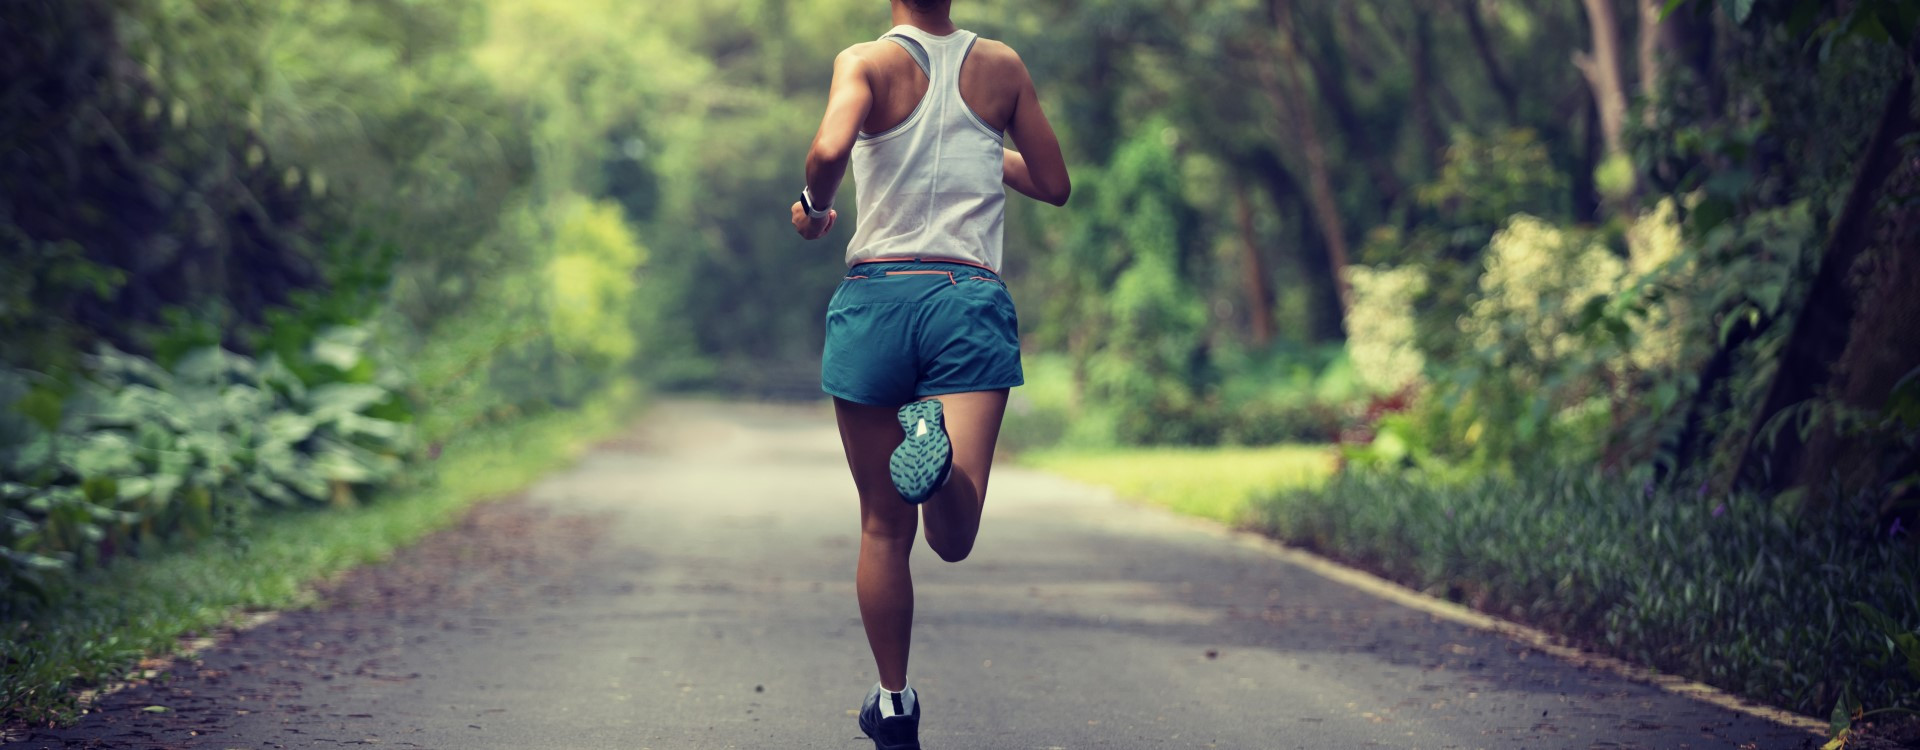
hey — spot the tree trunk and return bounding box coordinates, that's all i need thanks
[1664,312,1763,483]
[1637,0,1718,122]
[1235,182,1276,347]
[1459,0,1521,125]
[1244,146,1347,342]
[1284,0,1407,209]
[1796,160,1920,508]
[1574,0,1630,158]
[1572,95,1601,223]
[1726,50,1918,494]
[1411,5,1447,173]
[1263,0,1352,319]
[1637,0,1663,124]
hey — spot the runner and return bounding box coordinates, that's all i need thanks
[789,1,1069,747]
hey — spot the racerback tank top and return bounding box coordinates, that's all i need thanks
[844,25,1006,271]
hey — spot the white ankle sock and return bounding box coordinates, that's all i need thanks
[878,683,916,718]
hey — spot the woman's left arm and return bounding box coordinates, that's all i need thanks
[792,48,874,240]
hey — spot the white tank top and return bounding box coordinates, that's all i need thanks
[844,26,1006,271]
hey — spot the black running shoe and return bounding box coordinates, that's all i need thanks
[857,683,921,750]
[889,400,952,505]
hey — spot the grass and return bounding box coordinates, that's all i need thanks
[1027,441,1920,725]
[1,380,644,726]
[1020,444,1336,525]
[1249,468,1920,720]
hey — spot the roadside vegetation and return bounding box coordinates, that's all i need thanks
[1,384,639,724]
[5,0,1918,742]
[1023,443,1332,525]
[991,0,1920,740]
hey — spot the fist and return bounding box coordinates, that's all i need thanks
[791,201,837,240]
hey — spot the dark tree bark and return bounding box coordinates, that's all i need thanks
[1284,1,1407,208]
[1459,0,1522,125]
[1727,47,1918,493]
[1796,162,1920,507]
[1638,0,1719,122]
[1665,310,1769,482]
[1411,5,1447,173]
[1572,96,1601,224]
[1258,0,1353,321]
[1243,146,1346,342]
[1234,182,1277,347]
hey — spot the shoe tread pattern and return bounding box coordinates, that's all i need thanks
[888,400,952,505]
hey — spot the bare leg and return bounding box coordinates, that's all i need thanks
[918,389,1008,563]
[835,397,916,691]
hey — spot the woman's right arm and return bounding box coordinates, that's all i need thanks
[1002,58,1070,207]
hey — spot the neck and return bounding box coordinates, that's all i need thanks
[890,2,956,35]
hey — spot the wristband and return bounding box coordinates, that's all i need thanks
[800,187,831,220]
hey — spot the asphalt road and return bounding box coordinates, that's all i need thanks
[9,400,1820,749]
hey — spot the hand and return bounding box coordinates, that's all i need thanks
[791,201,837,240]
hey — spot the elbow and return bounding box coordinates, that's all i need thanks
[1045,180,1071,207]
[807,141,851,173]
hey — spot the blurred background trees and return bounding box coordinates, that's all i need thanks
[3,0,1917,726]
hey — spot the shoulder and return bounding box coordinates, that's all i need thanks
[967,37,1030,78]
[837,41,902,66]
[833,41,894,74]
[967,38,1029,71]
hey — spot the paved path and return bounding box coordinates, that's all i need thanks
[10,400,1818,749]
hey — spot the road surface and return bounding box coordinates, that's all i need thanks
[8,400,1818,749]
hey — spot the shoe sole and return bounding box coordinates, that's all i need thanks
[889,400,952,505]
[859,709,922,750]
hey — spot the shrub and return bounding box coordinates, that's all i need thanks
[1253,467,1920,716]
[0,327,414,614]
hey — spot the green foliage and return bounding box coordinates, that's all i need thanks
[1024,444,1334,525]
[0,382,639,725]
[0,327,413,615]
[1413,129,1568,233]
[1254,468,1920,717]
[1003,349,1354,455]
[1361,129,1571,370]
[1048,126,1215,445]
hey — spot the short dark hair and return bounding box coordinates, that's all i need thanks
[904,0,947,11]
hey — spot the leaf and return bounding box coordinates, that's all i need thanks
[1719,305,1755,346]
[305,384,388,421]
[1659,0,1691,21]
[262,413,319,446]
[3,548,69,572]
[308,326,370,373]
[1724,0,1754,24]
[309,445,376,483]
[15,385,65,432]
[141,705,170,713]
[1889,365,1920,428]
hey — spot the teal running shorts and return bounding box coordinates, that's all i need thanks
[821,260,1024,407]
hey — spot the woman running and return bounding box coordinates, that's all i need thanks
[789,1,1069,747]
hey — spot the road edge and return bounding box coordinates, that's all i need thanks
[1078,481,1831,738]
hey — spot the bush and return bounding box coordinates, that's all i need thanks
[1002,350,1358,453]
[1253,467,1920,717]
[0,327,414,614]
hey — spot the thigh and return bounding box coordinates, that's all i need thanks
[923,389,1009,499]
[834,397,918,535]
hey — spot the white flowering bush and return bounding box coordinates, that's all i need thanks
[1345,265,1428,394]
[1622,199,1690,372]
[1462,214,1625,371]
